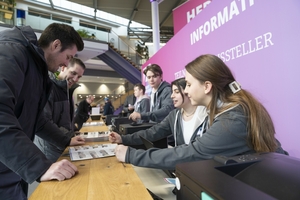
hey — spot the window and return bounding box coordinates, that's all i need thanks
[52,14,71,24]
[80,20,110,33]
[28,8,50,19]
[28,8,71,23]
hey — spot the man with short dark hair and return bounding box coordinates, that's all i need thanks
[34,58,86,163]
[0,23,84,199]
[132,83,150,115]
[129,64,174,123]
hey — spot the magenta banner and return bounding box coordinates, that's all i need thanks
[173,0,212,34]
[143,0,300,157]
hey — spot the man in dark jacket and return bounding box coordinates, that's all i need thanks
[132,83,150,115]
[129,64,175,145]
[103,97,114,116]
[74,95,95,130]
[0,23,84,199]
[34,58,86,162]
[129,64,174,123]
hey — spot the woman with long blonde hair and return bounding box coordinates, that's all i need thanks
[184,54,281,153]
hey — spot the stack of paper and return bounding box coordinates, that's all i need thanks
[81,131,109,142]
[69,144,117,161]
[82,121,104,127]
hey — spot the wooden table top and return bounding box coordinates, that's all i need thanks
[29,124,152,200]
[79,124,108,133]
[79,119,109,132]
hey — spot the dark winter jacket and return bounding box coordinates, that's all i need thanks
[122,106,207,147]
[75,99,92,120]
[0,26,56,199]
[125,105,287,170]
[141,81,174,123]
[103,101,114,115]
[125,106,254,170]
[134,95,150,114]
[34,72,80,162]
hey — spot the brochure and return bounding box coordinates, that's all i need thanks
[82,121,104,127]
[81,131,109,142]
[69,143,117,161]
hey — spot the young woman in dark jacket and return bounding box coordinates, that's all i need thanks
[109,78,207,168]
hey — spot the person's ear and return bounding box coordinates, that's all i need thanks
[204,81,212,94]
[52,39,61,51]
[60,65,67,72]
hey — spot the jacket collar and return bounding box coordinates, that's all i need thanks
[48,71,80,93]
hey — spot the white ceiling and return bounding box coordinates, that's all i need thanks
[70,0,188,84]
[67,0,187,28]
[54,0,188,84]
[79,75,126,84]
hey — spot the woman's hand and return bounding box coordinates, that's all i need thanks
[114,145,128,162]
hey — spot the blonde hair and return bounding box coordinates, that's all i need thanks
[185,54,277,152]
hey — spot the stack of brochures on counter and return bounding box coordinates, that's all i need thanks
[69,144,117,161]
[81,131,109,142]
[82,121,104,127]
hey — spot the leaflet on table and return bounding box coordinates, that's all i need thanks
[82,121,104,126]
[80,132,109,142]
[80,131,109,142]
[69,144,117,161]
[82,131,110,138]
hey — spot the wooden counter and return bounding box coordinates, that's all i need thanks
[79,124,108,133]
[29,123,152,200]
[30,149,152,199]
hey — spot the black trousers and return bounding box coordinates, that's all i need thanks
[21,179,28,197]
[74,115,88,130]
